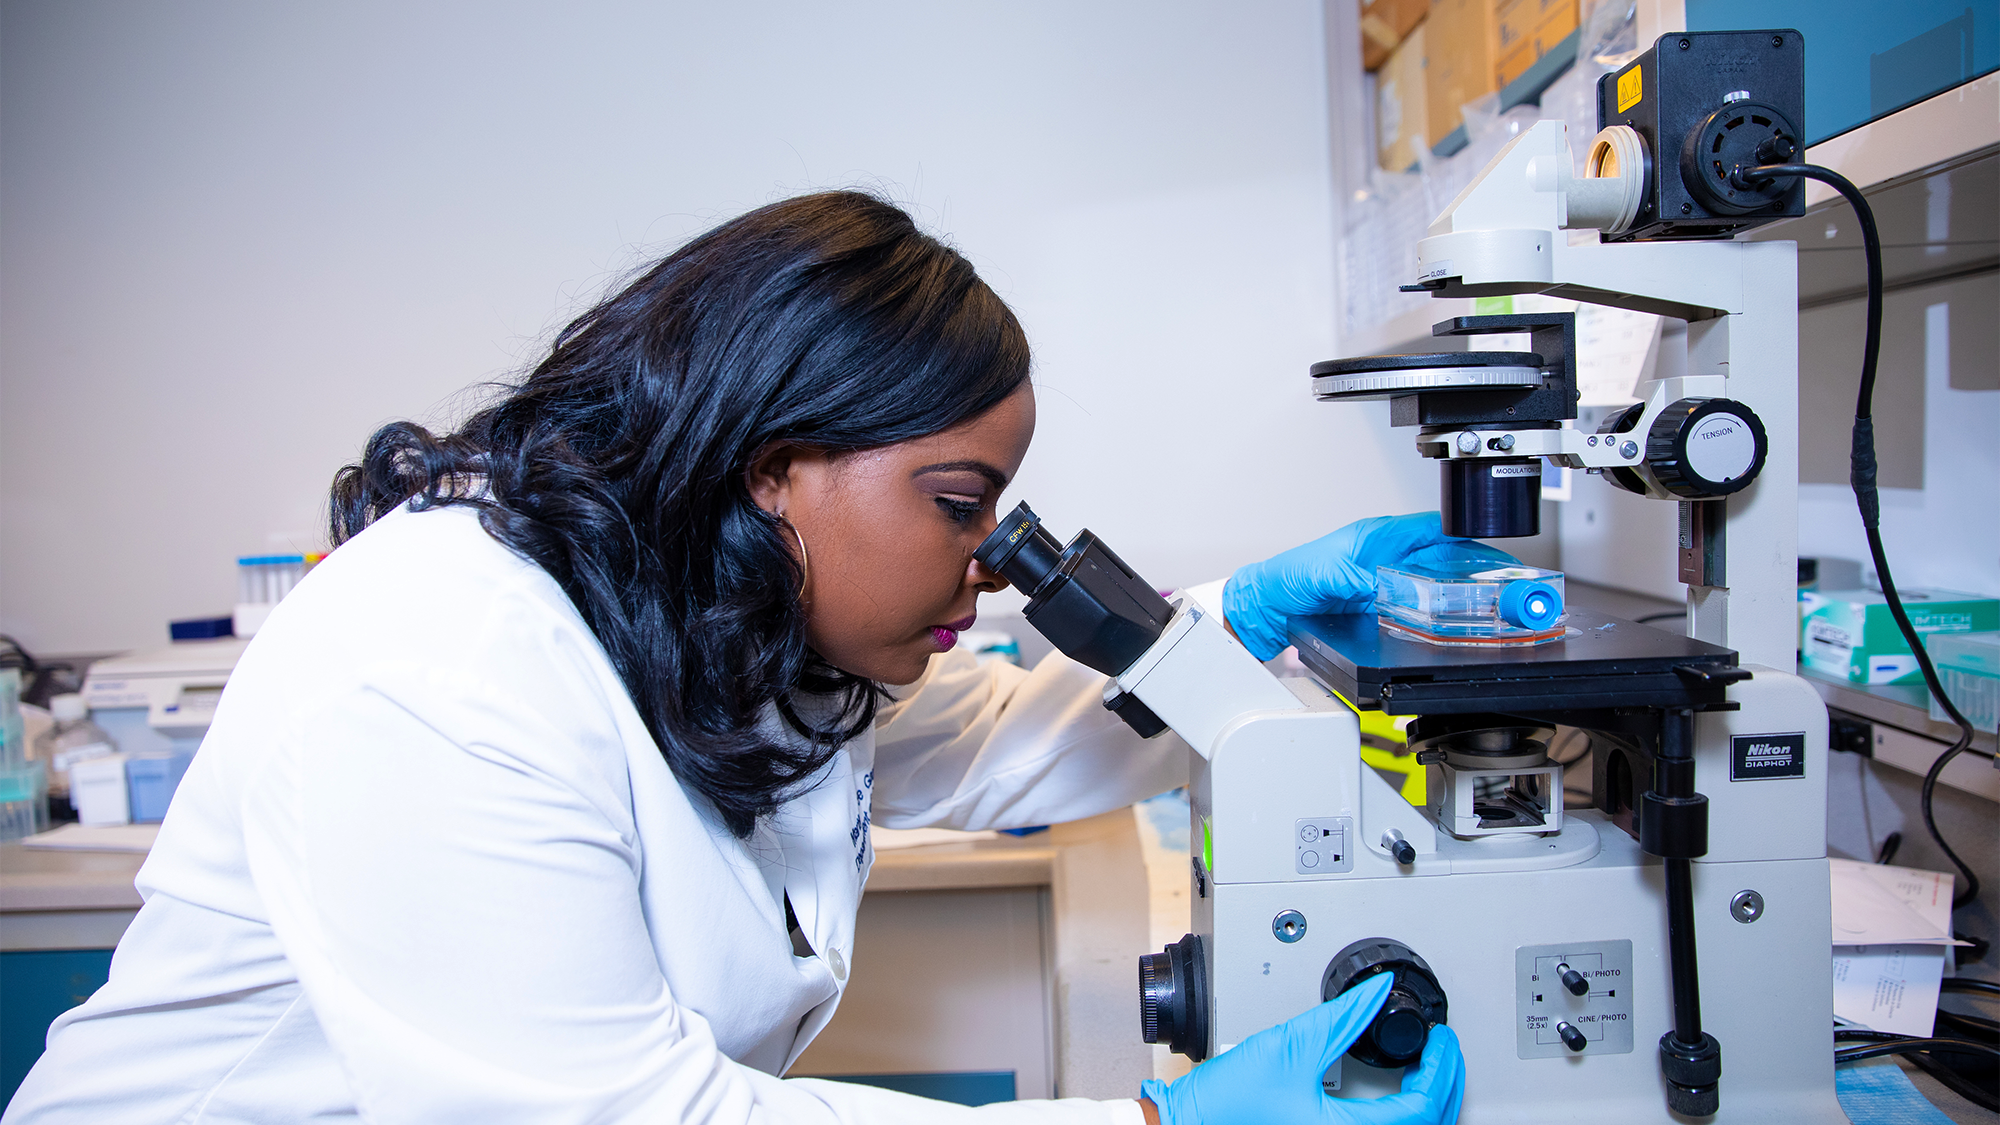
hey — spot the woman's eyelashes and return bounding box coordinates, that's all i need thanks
[935,496,985,524]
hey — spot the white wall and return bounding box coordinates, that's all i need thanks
[1,1,1439,655]
[1796,273,2000,599]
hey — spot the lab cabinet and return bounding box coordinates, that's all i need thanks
[0,949,114,1105]
[790,886,1055,1103]
[0,842,146,1106]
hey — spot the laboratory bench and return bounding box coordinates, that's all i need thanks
[0,807,1168,1108]
[0,843,144,1103]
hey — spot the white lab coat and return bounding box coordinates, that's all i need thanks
[5,503,1188,1124]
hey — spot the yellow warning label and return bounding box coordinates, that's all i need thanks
[1616,65,1642,113]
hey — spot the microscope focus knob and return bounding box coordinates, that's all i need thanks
[1558,963,1590,996]
[1558,1021,1589,1052]
[1320,939,1449,1069]
[1645,398,1768,498]
[1139,933,1210,1062]
[1370,992,1432,1061]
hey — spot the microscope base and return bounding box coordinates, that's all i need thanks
[1194,814,1847,1123]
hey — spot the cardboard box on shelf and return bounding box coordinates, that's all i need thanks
[1361,0,1429,69]
[1424,0,1504,150]
[1800,588,2000,685]
[1376,21,1430,172]
[1497,0,1574,52]
[1496,0,1579,87]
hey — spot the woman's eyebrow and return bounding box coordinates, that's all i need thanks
[910,460,1009,490]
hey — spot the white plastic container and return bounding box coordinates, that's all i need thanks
[32,693,117,800]
[70,754,132,827]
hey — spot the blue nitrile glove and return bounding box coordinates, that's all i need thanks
[1140,973,1465,1125]
[1224,512,1518,660]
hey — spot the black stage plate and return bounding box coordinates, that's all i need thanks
[1290,609,1740,715]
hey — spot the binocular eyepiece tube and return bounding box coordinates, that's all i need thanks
[972,503,1173,681]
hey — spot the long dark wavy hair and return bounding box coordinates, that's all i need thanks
[329,191,1030,837]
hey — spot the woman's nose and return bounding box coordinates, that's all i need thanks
[969,557,1010,594]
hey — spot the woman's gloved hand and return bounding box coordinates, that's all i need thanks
[1139,973,1465,1125]
[1223,511,1518,660]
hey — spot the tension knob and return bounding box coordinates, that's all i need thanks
[1645,398,1768,498]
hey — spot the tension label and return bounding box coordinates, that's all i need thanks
[1731,731,1806,781]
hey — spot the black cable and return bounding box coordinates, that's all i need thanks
[1745,162,1982,912]
[1634,611,1686,624]
[1907,1051,2000,1114]
[1835,1037,2000,1064]
[1939,1009,1999,1042]
[1959,934,1994,968]
[0,634,38,675]
[1876,831,1902,866]
[1839,1037,2000,1115]
[1943,979,2000,999]
[1839,1017,2000,1112]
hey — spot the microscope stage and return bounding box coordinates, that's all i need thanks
[1290,609,1739,714]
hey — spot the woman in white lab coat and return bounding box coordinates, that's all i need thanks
[6,193,1466,1125]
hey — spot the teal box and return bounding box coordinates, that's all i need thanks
[1801,589,2000,685]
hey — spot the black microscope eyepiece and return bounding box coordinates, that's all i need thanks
[975,503,1065,597]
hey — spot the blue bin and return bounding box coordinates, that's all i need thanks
[125,752,193,823]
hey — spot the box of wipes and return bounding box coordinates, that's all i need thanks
[1801,588,1999,685]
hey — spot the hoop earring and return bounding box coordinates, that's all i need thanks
[776,512,810,598]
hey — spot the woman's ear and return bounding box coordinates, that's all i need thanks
[748,440,824,516]
[743,442,797,516]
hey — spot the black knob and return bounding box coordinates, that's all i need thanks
[1559,964,1590,996]
[1754,134,1797,164]
[1139,933,1209,1061]
[1645,398,1768,499]
[1390,838,1417,865]
[1660,1032,1722,1115]
[1370,992,1432,1063]
[1558,1021,1588,1052]
[1320,939,1449,1069]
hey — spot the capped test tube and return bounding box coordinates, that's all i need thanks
[233,553,324,638]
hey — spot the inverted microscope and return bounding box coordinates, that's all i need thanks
[978,31,1851,1123]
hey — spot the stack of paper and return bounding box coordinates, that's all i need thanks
[1830,858,1967,1036]
[19,823,160,852]
[869,826,999,851]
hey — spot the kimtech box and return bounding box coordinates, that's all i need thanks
[1801,588,2000,686]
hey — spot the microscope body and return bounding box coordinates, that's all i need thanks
[979,30,1846,1121]
[1100,591,1843,1122]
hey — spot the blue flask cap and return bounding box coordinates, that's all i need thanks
[1498,579,1563,630]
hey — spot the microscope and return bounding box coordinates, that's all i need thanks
[978,30,1847,1122]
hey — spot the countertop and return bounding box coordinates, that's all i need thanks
[0,823,1071,915]
[0,844,147,912]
